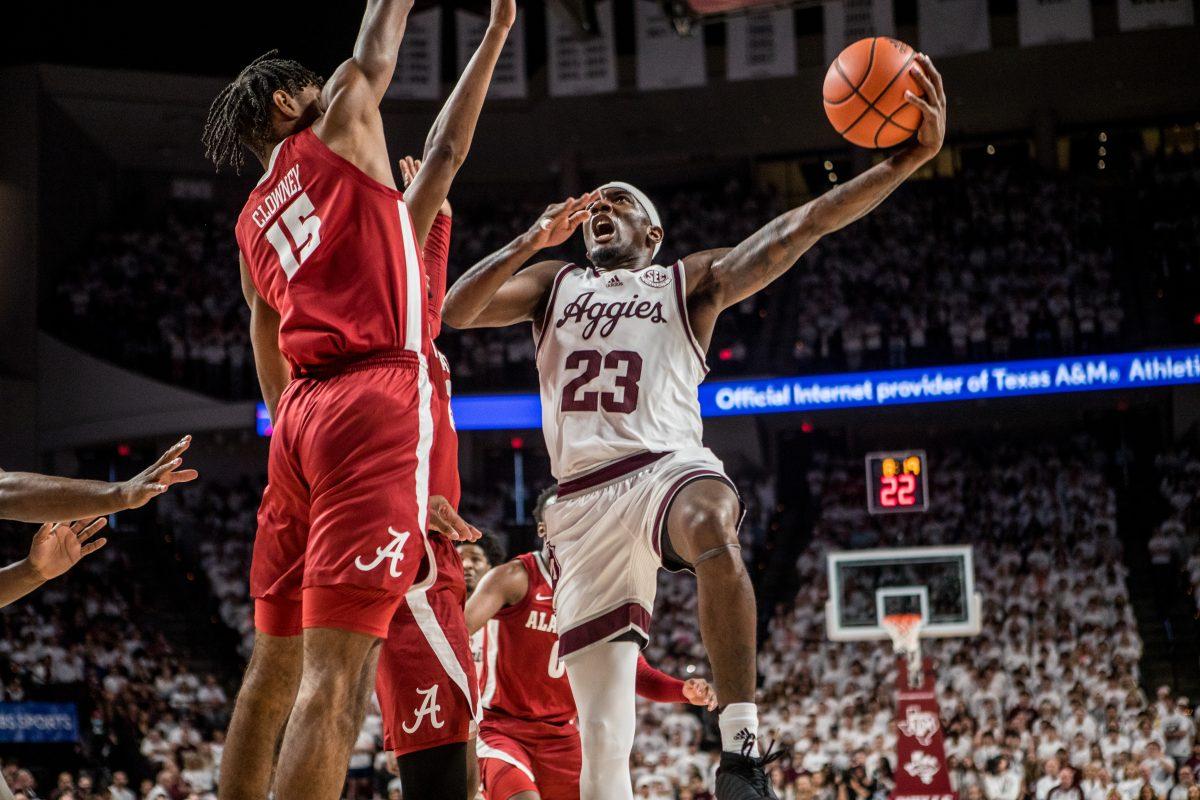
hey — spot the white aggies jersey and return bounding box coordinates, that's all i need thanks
[535,261,707,480]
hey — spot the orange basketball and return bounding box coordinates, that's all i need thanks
[823,37,925,149]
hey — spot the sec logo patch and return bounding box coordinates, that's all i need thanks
[639,268,671,288]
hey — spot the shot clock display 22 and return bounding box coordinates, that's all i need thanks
[864,450,929,514]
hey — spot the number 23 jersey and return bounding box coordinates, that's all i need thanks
[535,262,707,481]
[235,127,427,372]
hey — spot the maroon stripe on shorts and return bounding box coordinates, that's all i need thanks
[558,602,651,658]
[556,451,668,498]
[651,469,740,559]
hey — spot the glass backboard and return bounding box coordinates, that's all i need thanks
[825,545,981,641]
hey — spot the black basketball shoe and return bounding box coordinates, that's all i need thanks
[715,734,784,799]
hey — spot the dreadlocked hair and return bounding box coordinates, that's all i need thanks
[202,50,323,174]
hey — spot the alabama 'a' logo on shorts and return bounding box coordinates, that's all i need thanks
[402,685,445,733]
[354,528,411,577]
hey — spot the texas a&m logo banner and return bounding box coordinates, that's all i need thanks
[893,658,955,800]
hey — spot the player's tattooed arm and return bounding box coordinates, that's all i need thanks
[0,442,196,524]
[404,0,517,245]
[464,559,530,634]
[240,254,291,424]
[441,194,596,330]
[684,53,946,331]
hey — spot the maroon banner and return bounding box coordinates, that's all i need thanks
[893,657,956,800]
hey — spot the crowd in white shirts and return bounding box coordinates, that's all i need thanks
[634,441,1196,800]
[2,437,1196,799]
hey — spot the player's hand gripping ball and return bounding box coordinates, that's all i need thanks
[823,37,928,149]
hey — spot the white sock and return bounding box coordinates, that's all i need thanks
[719,702,760,757]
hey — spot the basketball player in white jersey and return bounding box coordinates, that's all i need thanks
[442,56,946,800]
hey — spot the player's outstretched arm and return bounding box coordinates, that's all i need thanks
[399,157,454,338]
[464,559,529,634]
[329,0,417,108]
[403,0,516,244]
[686,54,946,320]
[0,519,109,609]
[633,654,718,709]
[0,442,197,524]
[441,194,596,330]
[240,254,291,423]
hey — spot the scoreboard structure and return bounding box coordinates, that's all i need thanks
[864,450,929,514]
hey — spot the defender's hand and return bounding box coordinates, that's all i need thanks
[904,53,946,160]
[683,678,718,711]
[490,0,517,30]
[399,156,451,217]
[119,437,199,510]
[428,495,481,542]
[525,193,598,250]
[29,518,108,581]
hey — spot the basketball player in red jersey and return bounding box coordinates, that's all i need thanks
[203,0,514,795]
[441,57,945,800]
[466,490,716,800]
[372,156,487,797]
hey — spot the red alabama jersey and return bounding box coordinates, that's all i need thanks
[479,552,575,725]
[235,127,427,372]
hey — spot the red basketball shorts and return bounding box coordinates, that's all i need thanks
[478,716,582,800]
[377,534,478,756]
[250,353,434,639]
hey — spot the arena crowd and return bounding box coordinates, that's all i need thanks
[48,150,1200,397]
[4,437,1195,800]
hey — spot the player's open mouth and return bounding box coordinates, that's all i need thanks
[591,215,616,242]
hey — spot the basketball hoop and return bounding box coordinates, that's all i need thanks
[882,613,924,688]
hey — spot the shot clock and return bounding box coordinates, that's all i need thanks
[864,450,929,514]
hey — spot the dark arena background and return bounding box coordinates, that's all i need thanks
[1,1,1198,798]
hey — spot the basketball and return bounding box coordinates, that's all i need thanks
[823,37,925,149]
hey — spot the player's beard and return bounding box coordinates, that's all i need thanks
[588,242,630,269]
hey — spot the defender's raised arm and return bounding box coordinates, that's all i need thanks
[0,440,197,524]
[345,0,419,103]
[403,0,517,244]
[686,54,946,318]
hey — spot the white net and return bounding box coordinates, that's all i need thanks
[882,613,924,687]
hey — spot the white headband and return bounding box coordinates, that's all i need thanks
[598,181,662,257]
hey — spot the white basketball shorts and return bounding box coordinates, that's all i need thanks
[542,447,740,660]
